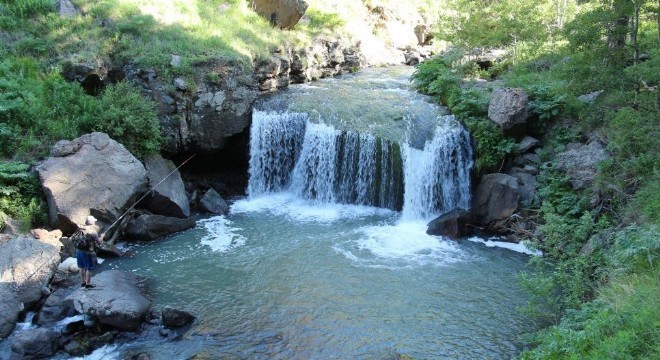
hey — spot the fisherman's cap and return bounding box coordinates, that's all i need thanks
[86,215,97,223]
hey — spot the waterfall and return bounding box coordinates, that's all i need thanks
[401,118,473,220]
[248,110,472,219]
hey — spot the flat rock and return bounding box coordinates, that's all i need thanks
[125,214,196,241]
[66,270,150,331]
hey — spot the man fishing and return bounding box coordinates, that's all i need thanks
[75,215,105,289]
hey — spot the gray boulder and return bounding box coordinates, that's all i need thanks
[0,229,62,338]
[125,214,196,241]
[66,270,150,331]
[144,155,190,218]
[37,132,147,233]
[249,0,308,29]
[488,88,530,130]
[0,286,21,339]
[56,0,79,18]
[37,290,73,325]
[555,141,610,190]
[471,173,520,225]
[162,307,195,328]
[199,189,229,215]
[509,170,537,208]
[10,328,59,359]
[517,136,540,153]
[426,209,469,239]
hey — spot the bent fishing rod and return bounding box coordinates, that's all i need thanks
[103,153,196,234]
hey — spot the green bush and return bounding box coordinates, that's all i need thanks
[94,81,162,158]
[520,268,659,360]
[0,161,46,231]
[0,0,54,18]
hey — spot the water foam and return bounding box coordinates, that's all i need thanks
[335,221,465,268]
[467,237,543,255]
[232,193,394,223]
[199,216,246,253]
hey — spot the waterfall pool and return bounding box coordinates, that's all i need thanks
[98,195,536,359]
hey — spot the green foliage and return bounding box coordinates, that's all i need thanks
[93,81,162,158]
[303,8,345,30]
[609,225,659,273]
[0,57,161,159]
[0,0,55,18]
[0,161,46,231]
[520,268,660,360]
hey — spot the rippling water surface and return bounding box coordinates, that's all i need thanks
[101,195,535,359]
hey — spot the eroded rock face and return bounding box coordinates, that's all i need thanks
[249,0,308,29]
[10,328,59,359]
[144,155,190,218]
[0,230,62,338]
[66,270,150,331]
[471,173,520,225]
[488,88,530,130]
[555,141,610,190]
[124,214,196,241]
[37,132,147,233]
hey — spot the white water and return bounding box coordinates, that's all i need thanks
[247,111,472,220]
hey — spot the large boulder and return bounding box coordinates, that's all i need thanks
[0,286,21,339]
[471,173,520,225]
[37,289,74,325]
[37,132,147,233]
[0,229,62,338]
[10,328,59,359]
[426,209,470,239]
[144,155,190,218]
[124,214,196,241]
[66,270,150,331]
[249,0,308,29]
[488,88,530,130]
[555,141,610,190]
[199,188,229,215]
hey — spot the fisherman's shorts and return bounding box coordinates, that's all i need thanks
[76,249,95,270]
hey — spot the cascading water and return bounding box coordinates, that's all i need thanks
[247,110,472,220]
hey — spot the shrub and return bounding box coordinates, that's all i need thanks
[94,81,162,158]
[0,0,54,18]
[0,161,46,231]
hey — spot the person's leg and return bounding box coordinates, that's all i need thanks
[76,250,86,287]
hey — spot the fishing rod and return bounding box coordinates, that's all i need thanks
[103,153,196,234]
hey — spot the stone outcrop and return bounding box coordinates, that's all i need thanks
[555,141,610,190]
[249,0,308,29]
[426,209,470,239]
[0,229,62,338]
[162,307,195,328]
[66,270,150,331]
[488,88,530,130]
[144,155,190,218]
[37,132,147,233]
[199,189,229,215]
[125,214,196,241]
[36,289,73,325]
[0,286,21,339]
[126,37,365,155]
[517,136,540,153]
[471,173,520,225]
[10,328,59,359]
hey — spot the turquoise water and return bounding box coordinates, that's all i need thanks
[102,195,536,359]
